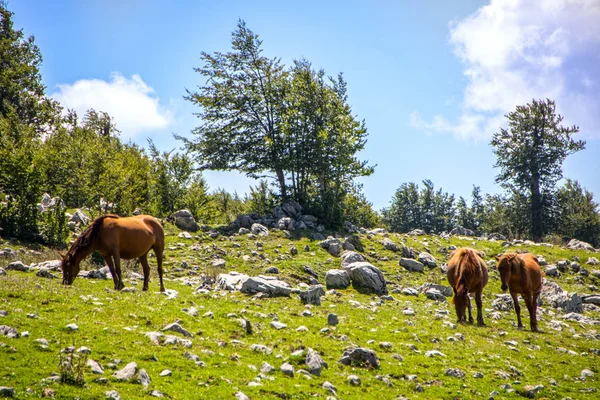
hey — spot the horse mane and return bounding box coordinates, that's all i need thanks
[454,248,481,296]
[66,215,119,257]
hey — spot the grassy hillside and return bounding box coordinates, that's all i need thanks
[0,223,599,399]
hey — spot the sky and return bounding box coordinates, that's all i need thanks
[11,0,600,211]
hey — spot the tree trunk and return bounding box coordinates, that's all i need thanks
[275,168,287,200]
[531,175,542,242]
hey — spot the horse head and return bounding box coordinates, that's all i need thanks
[61,252,80,286]
[495,253,522,292]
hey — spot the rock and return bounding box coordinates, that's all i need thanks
[587,257,599,266]
[87,359,104,375]
[488,232,507,241]
[581,369,594,380]
[6,261,29,272]
[450,226,475,236]
[265,266,279,274]
[216,272,249,291]
[541,281,583,313]
[339,347,380,368]
[65,323,78,331]
[36,268,57,279]
[400,258,424,272]
[137,368,151,389]
[347,374,361,386]
[178,232,192,239]
[322,381,337,395]
[492,294,514,311]
[445,368,465,378]
[382,238,399,252]
[310,232,325,240]
[401,287,419,296]
[306,348,328,376]
[276,217,295,231]
[342,240,355,251]
[557,260,568,272]
[105,390,120,400]
[571,262,581,273]
[270,321,287,330]
[0,387,15,398]
[280,362,294,377]
[567,239,596,252]
[299,285,325,305]
[328,314,339,326]
[346,262,388,295]
[582,295,600,306]
[408,229,426,236]
[171,209,198,232]
[340,251,365,268]
[77,346,91,354]
[418,252,437,268]
[211,258,226,268]
[37,260,61,271]
[238,227,250,235]
[240,276,291,297]
[0,268,5,276]
[419,283,453,297]
[251,223,269,237]
[113,362,137,380]
[71,209,89,225]
[545,265,560,277]
[235,392,250,400]
[325,269,350,289]
[425,288,446,301]
[250,344,272,355]
[0,326,19,338]
[161,322,193,337]
[260,362,275,374]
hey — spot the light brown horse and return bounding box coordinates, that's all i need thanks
[447,248,489,326]
[495,253,543,332]
[61,215,165,292]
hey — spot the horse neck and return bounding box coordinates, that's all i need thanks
[70,241,97,265]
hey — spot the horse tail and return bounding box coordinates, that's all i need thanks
[455,250,475,298]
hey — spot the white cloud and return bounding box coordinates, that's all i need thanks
[52,72,173,139]
[412,0,600,140]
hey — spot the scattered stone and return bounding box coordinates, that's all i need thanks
[347,374,361,386]
[418,252,437,268]
[235,392,250,400]
[379,342,393,350]
[150,390,166,398]
[587,257,599,266]
[6,261,29,272]
[250,344,272,355]
[445,368,465,378]
[0,387,15,397]
[298,285,325,305]
[382,238,399,252]
[65,323,78,331]
[306,348,328,376]
[251,223,269,237]
[339,347,380,368]
[425,350,446,357]
[545,265,560,277]
[113,362,137,381]
[270,321,287,330]
[408,229,426,236]
[280,362,294,377]
[346,262,388,295]
[567,239,595,252]
[159,369,172,377]
[87,359,104,375]
[425,288,446,301]
[240,276,291,297]
[322,381,337,395]
[581,369,594,380]
[402,287,419,296]
[105,390,120,400]
[328,314,339,326]
[161,322,192,337]
[137,368,151,389]
[400,258,424,272]
[170,209,198,232]
[261,362,275,374]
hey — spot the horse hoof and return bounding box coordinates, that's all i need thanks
[517,325,524,330]
[477,322,486,327]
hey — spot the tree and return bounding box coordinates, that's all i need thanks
[0,3,57,131]
[181,20,289,197]
[491,99,585,241]
[343,183,380,228]
[555,179,600,246]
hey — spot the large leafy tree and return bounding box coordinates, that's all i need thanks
[181,20,289,197]
[491,99,585,242]
[555,179,600,246]
[0,3,57,130]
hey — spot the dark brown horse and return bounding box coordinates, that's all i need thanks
[447,248,489,326]
[61,215,165,292]
[495,253,543,332]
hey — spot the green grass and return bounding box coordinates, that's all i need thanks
[0,226,599,399]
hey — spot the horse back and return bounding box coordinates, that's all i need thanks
[520,253,543,292]
[100,215,164,258]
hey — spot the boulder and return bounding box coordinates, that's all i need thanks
[587,257,599,266]
[298,285,326,305]
[418,252,437,268]
[407,229,426,236]
[381,238,399,252]
[450,226,475,236]
[306,348,328,376]
[545,265,560,277]
[488,232,507,241]
[582,295,600,306]
[276,217,295,231]
[70,209,89,226]
[400,258,424,272]
[113,362,137,381]
[6,261,29,272]
[216,272,249,291]
[567,239,596,252]
[419,283,452,297]
[251,223,269,237]
[541,281,583,313]
[326,269,350,289]
[240,276,291,297]
[346,262,387,295]
[340,250,365,268]
[171,210,198,232]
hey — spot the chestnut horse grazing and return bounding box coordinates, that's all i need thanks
[61,215,165,292]
[447,248,489,326]
[495,253,543,332]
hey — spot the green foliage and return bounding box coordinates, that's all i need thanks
[180,175,218,224]
[58,340,87,387]
[555,179,600,246]
[38,204,68,248]
[491,98,585,241]
[211,189,246,224]
[343,184,380,228]
[245,180,277,216]
[382,180,455,233]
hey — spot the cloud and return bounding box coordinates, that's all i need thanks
[52,72,173,139]
[412,0,600,140]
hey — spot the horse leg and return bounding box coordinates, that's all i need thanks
[467,295,474,324]
[112,252,125,290]
[511,291,523,329]
[525,292,539,332]
[102,255,120,290]
[139,254,151,291]
[154,245,165,293]
[475,290,485,327]
[532,291,541,332]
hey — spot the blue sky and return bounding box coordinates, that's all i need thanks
[11,0,600,210]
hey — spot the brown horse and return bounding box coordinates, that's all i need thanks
[495,253,543,332]
[61,215,165,292]
[447,248,489,326]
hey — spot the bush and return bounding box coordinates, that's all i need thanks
[38,205,69,248]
